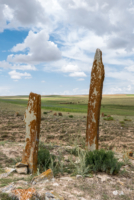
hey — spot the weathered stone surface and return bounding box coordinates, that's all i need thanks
[45,191,64,200]
[21,92,41,174]
[86,48,105,151]
[11,187,40,200]
[4,167,16,173]
[31,168,54,185]
[0,172,12,179]
[0,181,65,200]
[0,182,15,193]
[15,167,28,174]
[15,162,28,168]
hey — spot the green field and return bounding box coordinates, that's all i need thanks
[0,94,134,116]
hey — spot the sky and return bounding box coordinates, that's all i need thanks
[0,0,134,96]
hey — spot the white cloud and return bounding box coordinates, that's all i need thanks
[7,30,62,64]
[3,4,13,21]
[0,86,11,95]
[61,64,79,72]
[106,87,122,94]
[8,70,31,80]
[73,88,79,93]
[0,0,50,31]
[69,71,87,77]
[106,70,134,81]
[127,85,131,91]
[125,65,134,72]
[77,78,84,81]
[1,0,134,95]
[41,80,45,83]
[0,61,36,70]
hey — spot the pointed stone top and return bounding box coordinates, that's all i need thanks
[94,48,102,63]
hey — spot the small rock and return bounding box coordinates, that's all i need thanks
[0,183,15,193]
[0,172,11,179]
[58,112,63,116]
[0,167,16,179]
[15,162,28,168]
[45,191,64,200]
[119,191,124,196]
[113,190,118,195]
[15,162,28,174]
[53,183,59,186]
[15,167,28,174]
[60,177,73,181]
[76,175,83,179]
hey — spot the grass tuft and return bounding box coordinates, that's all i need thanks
[85,149,124,175]
[103,116,114,121]
[43,112,48,114]
[69,115,73,118]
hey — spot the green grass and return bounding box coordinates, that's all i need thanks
[126,94,134,96]
[0,95,134,115]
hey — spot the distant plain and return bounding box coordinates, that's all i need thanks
[0,94,134,116]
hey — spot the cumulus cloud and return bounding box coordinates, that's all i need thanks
[0,0,49,31]
[1,0,134,95]
[7,30,62,64]
[69,71,87,77]
[61,64,79,72]
[0,61,36,70]
[50,0,134,52]
[8,70,31,80]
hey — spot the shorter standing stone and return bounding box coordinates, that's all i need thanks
[21,92,41,174]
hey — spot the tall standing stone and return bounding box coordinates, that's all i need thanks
[21,92,41,174]
[86,49,105,151]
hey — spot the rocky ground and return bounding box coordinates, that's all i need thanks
[0,101,134,200]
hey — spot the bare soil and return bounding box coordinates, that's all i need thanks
[0,101,134,200]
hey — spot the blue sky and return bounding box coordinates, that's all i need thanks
[0,0,134,96]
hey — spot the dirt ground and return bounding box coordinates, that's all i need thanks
[0,101,134,200]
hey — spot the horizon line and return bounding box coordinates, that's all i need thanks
[0,94,134,97]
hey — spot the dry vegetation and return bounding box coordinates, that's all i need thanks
[0,95,134,200]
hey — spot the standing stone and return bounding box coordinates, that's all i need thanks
[21,92,41,174]
[86,49,105,151]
